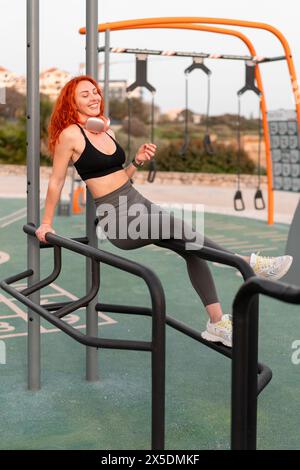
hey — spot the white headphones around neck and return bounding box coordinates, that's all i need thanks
[84,116,110,134]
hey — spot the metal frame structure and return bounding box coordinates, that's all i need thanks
[81,18,300,226]
[3,4,299,450]
[1,221,273,449]
[231,275,300,449]
[99,46,286,63]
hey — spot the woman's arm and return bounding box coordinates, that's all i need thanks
[106,129,156,178]
[35,128,76,243]
[42,128,74,225]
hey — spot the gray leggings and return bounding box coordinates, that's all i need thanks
[94,180,232,307]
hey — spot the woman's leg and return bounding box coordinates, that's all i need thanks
[99,195,230,323]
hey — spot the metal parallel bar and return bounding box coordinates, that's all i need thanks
[26,0,41,391]
[71,236,89,244]
[257,364,272,394]
[0,281,152,352]
[21,246,61,296]
[166,314,270,397]
[55,258,99,318]
[86,302,272,394]
[43,302,72,311]
[22,222,166,319]
[3,220,276,450]
[2,269,33,285]
[39,236,89,249]
[96,303,153,316]
[166,314,232,358]
[23,224,158,277]
[98,46,286,63]
[7,222,166,450]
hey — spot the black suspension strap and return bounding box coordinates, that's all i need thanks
[234,61,262,211]
[126,54,157,183]
[182,58,214,156]
[235,95,245,211]
[254,97,266,210]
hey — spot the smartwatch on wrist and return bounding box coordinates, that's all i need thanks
[132,158,144,168]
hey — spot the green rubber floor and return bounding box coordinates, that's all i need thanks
[0,199,299,450]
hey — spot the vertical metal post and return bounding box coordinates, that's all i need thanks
[27,0,41,391]
[85,0,99,381]
[104,29,110,116]
[246,296,259,448]
[231,295,259,449]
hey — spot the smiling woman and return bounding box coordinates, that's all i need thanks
[34,74,293,349]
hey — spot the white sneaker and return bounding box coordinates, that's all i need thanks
[250,252,293,281]
[201,314,232,348]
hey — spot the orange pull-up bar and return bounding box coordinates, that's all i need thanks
[80,17,300,130]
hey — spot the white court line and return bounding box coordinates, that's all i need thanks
[48,282,80,300]
[0,209,27,228]
[0,292,48,332]
[225,245,269,252]
[0,314,21,319]
[0,202,44,228]
[0,312,116,340]
[0,251,10,265]
[257,236,287,241]
[255,232,285,238]
[0,282,117,339]
[0,207,27,222]
[222,241,266,248]
[257,247,284,252]
[207,235,237,241]
[248,231,282,236]
[0,293,29,321]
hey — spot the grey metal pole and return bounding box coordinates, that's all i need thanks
[27,0,41,390]
[85,0,99,381]
[104,29,110,116]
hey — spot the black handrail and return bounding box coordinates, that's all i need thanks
[21,245,61,296]
[0,224,274,450]
[231,276,300,450]
[0,223,166,450]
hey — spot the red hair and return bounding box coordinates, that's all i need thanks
[47,75,104,156]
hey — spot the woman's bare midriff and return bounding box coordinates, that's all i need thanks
[84,169,130,199]
[70,127,130,199]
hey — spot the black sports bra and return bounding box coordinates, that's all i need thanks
[73,123,126,181]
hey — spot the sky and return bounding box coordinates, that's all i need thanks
[1,0,300,117]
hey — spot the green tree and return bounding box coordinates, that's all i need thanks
[0,87,25,120]
[0,119,26,164]
[154,138,256,174]
[109,98,128,121]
